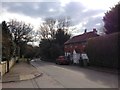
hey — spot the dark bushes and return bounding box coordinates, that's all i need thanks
[86,32,119,68]
[39,29,70,62]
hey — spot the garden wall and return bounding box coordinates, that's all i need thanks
[0,58,16,76]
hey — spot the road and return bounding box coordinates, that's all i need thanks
[2,60,118,88]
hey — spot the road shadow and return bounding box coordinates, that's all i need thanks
[39,61,119,87]
[32,60,118,88]
[57,64,118,88]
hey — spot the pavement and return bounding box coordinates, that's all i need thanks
[2,61,42,83]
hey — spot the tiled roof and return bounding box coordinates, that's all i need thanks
[64,31,99,45]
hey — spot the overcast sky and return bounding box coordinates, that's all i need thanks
[1,0,119,36]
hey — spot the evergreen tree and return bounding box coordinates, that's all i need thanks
[103,2,119,34]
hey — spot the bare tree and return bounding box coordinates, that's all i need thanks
[7,19,33,57]
[45,18,56,38]
[39,23,50,39]
[57,16,71,30]
[38,16,71,40]
[8,19,33,44]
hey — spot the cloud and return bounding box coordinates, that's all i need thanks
[0,9,43,30]
[2,2,62,18]
[1,1,119,36]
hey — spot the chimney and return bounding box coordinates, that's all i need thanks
[93,28,97,33]
[84,29,87,33]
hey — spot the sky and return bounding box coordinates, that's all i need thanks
[0,0,119,46]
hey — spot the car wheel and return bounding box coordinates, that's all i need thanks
[56,61,58,64]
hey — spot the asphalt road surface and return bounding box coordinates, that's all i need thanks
[2,60,118,88]
[31,60,118,88]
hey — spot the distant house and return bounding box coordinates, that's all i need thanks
[64,28,99,56]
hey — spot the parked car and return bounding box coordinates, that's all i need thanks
[56,56,70,65]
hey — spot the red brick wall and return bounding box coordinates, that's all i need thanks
[64,43,85,53]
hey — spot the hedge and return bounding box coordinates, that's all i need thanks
[86,32,119,68]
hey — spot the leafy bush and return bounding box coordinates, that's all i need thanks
[86,32,119,68]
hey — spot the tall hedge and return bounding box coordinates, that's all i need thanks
[86,32,119,68]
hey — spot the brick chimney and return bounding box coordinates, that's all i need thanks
[93,28,97,34]
[84,29,87,33]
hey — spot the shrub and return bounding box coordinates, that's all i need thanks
[86,32,119,68]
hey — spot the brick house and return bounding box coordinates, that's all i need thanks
[64,29,99,56]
